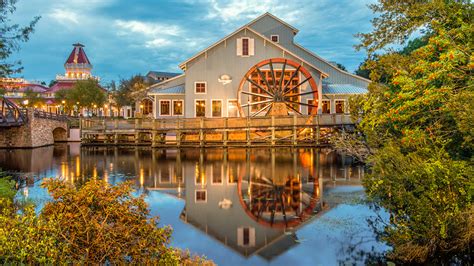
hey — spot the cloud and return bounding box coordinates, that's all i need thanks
[115,20,183,37]
[49,9,80,25]
[145,38,173,48]
[204,0,300,24]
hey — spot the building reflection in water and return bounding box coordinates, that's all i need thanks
[0,144,364,260]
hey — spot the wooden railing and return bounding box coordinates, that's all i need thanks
[81,114,355,132]
[0,97,28,127]
[33,110,70,122]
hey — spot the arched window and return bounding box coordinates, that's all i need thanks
[141,98,153,115]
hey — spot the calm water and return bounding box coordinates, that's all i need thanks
[0,144,389,265]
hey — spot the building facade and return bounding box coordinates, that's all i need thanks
[1,43,105,116]
[146,13,370,119]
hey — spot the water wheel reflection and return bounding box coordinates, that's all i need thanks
[238,174,320,229]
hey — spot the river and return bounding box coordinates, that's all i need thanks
[0,143,389,265]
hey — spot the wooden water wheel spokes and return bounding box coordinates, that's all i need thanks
[238,58,319,117]
[238,174,320,228]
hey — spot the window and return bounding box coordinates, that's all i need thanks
[335,100,346,114]
[195,82,206,94]
[212,100,222,117]
[237,38,254,56]
[307,99,317,115]
[173,100,183,116]
[242,38,249,56]
[159,100,170,116]
[227,99,239,117]
[212,164,222,184]
[322,100,331,114]
[271,35,279,43]
[195,100,206,117]
[195,190,207,203]
[237,227,255,247]
[141,99,153,115]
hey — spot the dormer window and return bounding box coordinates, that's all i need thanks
[271,35,279,43]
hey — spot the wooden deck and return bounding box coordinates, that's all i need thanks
[80,114,354,147]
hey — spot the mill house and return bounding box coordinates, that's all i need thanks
[141,13,369,119]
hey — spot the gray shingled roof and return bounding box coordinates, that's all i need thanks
[150,84,185,94]
[322,83,368,94]
[147,71,181,78]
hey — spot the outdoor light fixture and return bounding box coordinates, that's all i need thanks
[61,100,66,104]
[22,99,29,106]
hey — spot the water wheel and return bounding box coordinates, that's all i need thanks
[236,58,319,141]
[237,58,319,117]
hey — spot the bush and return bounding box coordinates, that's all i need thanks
[0,178,213,265]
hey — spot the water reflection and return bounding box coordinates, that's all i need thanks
[0,144,366,262]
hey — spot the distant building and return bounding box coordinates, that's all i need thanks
[145,71,181,84]
[1,43,110,116]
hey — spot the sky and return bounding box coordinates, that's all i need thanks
[9,0,376,85]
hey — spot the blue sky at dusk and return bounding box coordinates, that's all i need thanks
[10,0,376,84]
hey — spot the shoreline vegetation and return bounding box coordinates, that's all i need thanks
[332,0,473,264]
[0,173,213,265]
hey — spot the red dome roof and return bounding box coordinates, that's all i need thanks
[65,43,91,65]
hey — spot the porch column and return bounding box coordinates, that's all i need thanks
[318,73,323,114]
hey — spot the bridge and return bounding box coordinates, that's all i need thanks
[81,114,355,147]
[0,97,71,148]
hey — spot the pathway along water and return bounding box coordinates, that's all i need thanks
[0,143,389,265]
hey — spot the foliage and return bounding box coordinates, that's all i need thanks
[0,172,15,201]
[0,178,213,265]
[111,75,150,109]
[350,0,474,263]
[0,199,67,264]
[364,145,472,263]
[0,0,40,77]
[22,88,43,107]
[55,79,106,109]
[354,36,429,80]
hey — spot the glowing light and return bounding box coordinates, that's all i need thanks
[61,100,66,104]
[75,157,80,177]
[140,168,144,187]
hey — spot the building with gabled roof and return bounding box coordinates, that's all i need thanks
[145,12,369,119]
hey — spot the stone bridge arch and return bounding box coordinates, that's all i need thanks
[52,127,68,142]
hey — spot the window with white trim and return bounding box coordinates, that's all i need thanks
[237,227,255,247]
[173,100,183,115]
[322,100,331,114]
[237,38,254,56]
[195,190,207,203]
[159,100,170,116]
[195,100,206,117]
[227,99,238,117]
[195,82,206,94]
[335,100,346,114]
[271,35,279,43]
[212,100,222,117]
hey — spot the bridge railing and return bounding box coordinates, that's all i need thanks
[33,109,70,122]
[0,97,28,126]
[81,114,355,132]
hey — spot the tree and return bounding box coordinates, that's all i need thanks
[111,75,150,110]
[22,88,43,107]
[0,178,213,264]
[350,0,473,263]
[335,62,347,71]
[0,0,40,77]
[56,79,106,111]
